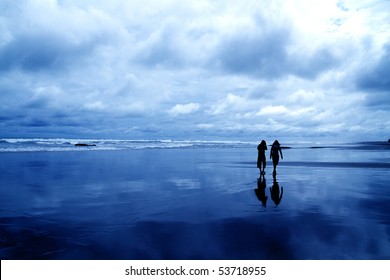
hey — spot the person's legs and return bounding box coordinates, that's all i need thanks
[272,156,279,175]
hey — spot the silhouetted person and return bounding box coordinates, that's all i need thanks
[257,140,267,175]
[270,175,283,206]
[255,175,268,207]
[270,140,283,175]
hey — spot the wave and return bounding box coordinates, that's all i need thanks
[0,138,254,152]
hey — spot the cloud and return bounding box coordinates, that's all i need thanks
[211,8,343,80]
[257,105,289,116]
[213,15,291,78]
[21,118,50,127]
[356,43,390,108]
[168,103,200,116]
[83,101,106,111]
[209,93,257,115]
[0,0,389,141]
[288,47,342,79]
[0,0,126,72]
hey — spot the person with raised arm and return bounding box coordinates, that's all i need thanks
[270,140,283,175]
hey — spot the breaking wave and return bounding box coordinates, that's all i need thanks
[0,138,254,152]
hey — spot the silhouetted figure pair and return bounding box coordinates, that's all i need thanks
[257,140,283,175]
[255,174,283,207]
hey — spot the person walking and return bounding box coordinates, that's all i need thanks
[270,140,283,175]
[257,140,267,175]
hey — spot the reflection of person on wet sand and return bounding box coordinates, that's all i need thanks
[254,175,268,207]
[270,140,283,175]
[257,140,267,175]
[270,175,283,206]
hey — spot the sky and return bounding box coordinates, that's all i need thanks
[0,0,389,142]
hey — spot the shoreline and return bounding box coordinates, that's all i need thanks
[0,137,389,153]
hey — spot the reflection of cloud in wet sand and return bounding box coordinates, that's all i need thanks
[236,161,390,169]
[168,178,201,190]
[2,209,387,259]
[282,161,390,168]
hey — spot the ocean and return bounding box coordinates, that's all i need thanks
[0,138,389,259]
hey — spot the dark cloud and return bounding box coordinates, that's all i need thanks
[358,43,390,92]
[289,47,341,79]
[0,31,101,72]
[21,118,51,128]
[364,92,390,108]
[356,43,390,107]
[24,95,51,109]
[213,18,340,80]
[214,22,291,79]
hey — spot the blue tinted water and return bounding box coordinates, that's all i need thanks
[0,142,389,259]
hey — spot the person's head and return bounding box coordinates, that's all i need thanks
[261,140,266,145]
[273,140,280,146]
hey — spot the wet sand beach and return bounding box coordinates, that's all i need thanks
[0,142,389,259]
